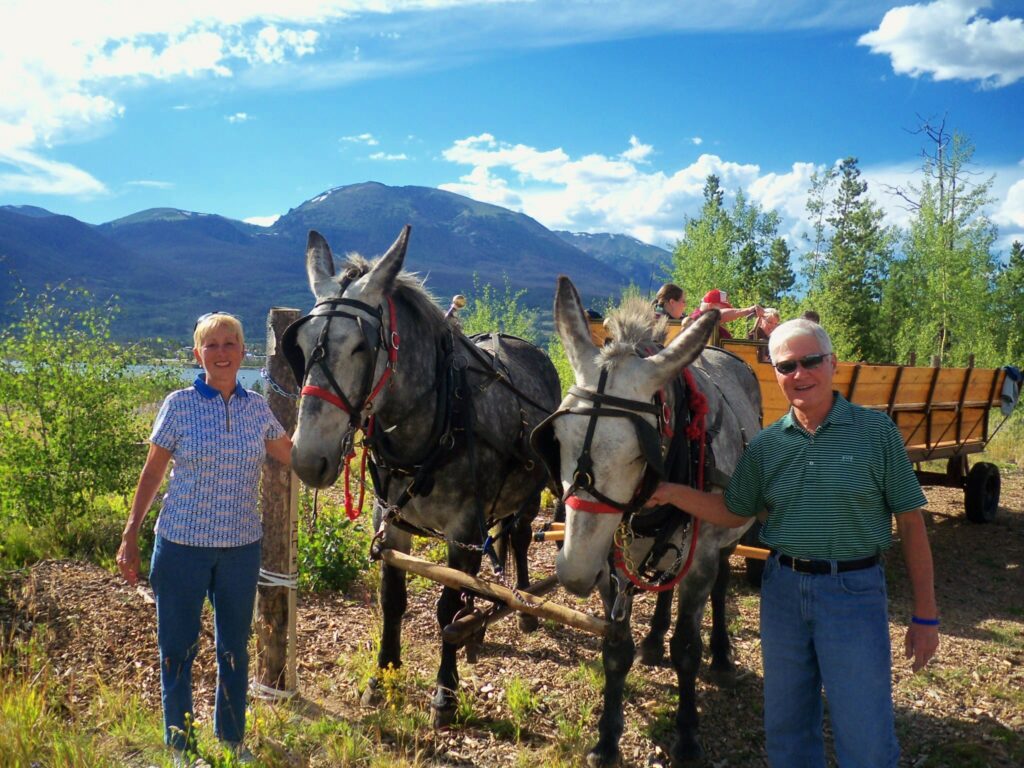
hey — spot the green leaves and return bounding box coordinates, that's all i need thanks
[0,286,179,533]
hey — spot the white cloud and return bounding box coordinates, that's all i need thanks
[126,180,174,189]
[369,152,409,161]
[226,112,251,123]
[621,136,653,163]
[859,0,1024,88]
[341,133,379,145]
[440,134,762,246]
[439,134,1024,255]
[691,137,703,146]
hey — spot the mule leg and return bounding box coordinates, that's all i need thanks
[431,544,482,728]
[706,547,738,687]
[638,589,673,666]
[669,558,717,766]
[360,556,408,707]
[587,575,635,768]
[510,498,540,633]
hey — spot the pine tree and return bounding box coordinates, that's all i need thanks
[805,158,893,361]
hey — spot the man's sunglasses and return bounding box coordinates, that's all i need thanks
[772,352,832,375]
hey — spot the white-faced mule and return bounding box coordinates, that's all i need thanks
[531,278,761,767]
[284,227,561,726]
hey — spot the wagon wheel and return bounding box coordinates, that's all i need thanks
[740,521,765,587]
[964,462,1000,524]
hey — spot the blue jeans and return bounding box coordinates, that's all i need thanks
[150,536,261,749]
[760,554,899,768]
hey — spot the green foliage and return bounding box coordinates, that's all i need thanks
[297,492,372,593]
[995,241,1024,365]
[0,286,179,535]
[887,126,1001,367]
[504,675,540,742]
[802,158,895,362]
[546,332,575,396]
[460,274,539,340]
[670,175,788,316]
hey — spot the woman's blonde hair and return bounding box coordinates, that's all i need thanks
[193,313,245,349]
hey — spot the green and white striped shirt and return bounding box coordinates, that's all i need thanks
[724,393,927,559]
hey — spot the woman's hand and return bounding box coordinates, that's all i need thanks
[117,533,140,586]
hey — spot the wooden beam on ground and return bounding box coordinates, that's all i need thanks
[733,544,769,560]
[255,307,301,697]
[441,576,560,646]
[381,549,608,639]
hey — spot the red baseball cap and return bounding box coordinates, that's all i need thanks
[702,289,733,308]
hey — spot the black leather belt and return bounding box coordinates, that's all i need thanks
[777,553,879,574]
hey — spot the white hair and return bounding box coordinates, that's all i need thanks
[768,318,833,362]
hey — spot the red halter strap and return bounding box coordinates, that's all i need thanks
[300,296,399,416]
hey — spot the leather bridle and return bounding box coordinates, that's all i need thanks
[282,295,399,433]
[531,367,671,521]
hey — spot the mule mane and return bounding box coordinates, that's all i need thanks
[339,253,447,328]
[598,296,667,367]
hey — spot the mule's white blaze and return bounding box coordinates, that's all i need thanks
[556,505,620,596]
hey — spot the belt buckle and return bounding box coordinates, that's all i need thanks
[794,557,813,572]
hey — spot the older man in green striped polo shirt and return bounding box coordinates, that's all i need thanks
[647,318,938,768]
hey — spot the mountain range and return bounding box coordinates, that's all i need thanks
[1,182,671,341]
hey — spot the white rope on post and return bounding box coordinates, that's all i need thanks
[257,567,298,590]
[249,679,297,701]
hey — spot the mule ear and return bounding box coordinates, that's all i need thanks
[554,275,599,379]
[364,225,411,296]
[644,309,719,389]
[306,230,338,300]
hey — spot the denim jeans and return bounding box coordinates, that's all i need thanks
[150,535,261,749]
[759,553,899,768]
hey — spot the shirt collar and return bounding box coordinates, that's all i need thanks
[782,391,851,430]
[194,373,248,400]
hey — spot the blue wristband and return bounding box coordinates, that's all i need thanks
[911,615,939,626]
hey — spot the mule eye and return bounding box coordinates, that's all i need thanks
[351,341,367,355]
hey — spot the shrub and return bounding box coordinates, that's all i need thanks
[0,286,178,536]
[297,494,372,593]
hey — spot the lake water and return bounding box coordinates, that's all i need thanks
[132,365,266,390]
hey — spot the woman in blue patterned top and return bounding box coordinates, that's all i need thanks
[116,312,292,765]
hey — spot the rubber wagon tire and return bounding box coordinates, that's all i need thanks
[965,462,1000,524]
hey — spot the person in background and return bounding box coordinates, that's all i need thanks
[646,318,938,767]
[748,307,781,341]
[654,283,687,320]
[801,309,821,324]
[117,312,293,767]
[691,289,763,340]
[749,307,781,362]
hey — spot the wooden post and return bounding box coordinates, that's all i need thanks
[255,307,301,698]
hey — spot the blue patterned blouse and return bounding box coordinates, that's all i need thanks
[150,375,286,547]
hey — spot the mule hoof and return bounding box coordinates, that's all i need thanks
[671,738,704,767]
[464,639,480,664]
[705,665,738,689]
[518,613,539,633]
[585,747,622,768]
[432,705,457,730]
[638,640,667,666]
[360,678,382,708]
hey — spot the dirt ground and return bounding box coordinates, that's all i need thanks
[3,470,1023,767]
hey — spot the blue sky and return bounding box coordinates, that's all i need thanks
[2,0,1023,255]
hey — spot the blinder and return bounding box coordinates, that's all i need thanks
[280,295,395,423]
[528,370,670,513]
